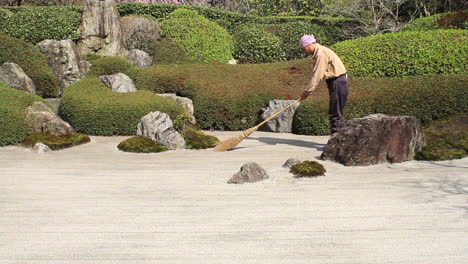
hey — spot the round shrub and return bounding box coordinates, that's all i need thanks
[183,129,220,150]
[22,133,90,150]
[332,29,468,77]
[118,136,168,153]
[121,15,161,54]
[232,25,286,63]
[0,7,13,20]
[0,33,59,97]
[151,38,191,65]
[160,9,234,63]
[0,6,81,44]
[89,56,135,77]
[290,160,326,178]
[59,77,186,135]
[0,83,49,146]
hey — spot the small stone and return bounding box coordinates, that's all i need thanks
[32,143,51,153]
[228,59,238,64]
[282,158,301,168]
[228,162,269,184]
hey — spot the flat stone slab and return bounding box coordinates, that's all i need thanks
[0,131,467,263]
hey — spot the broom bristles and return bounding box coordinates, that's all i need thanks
[214,127,257,152]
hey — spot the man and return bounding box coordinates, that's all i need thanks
[299,35,349,134]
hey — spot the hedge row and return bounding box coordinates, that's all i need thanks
[0,33,59,97]
[0,83,49,146]
[131,59,467,133]
[58,77,186,135]
[332,29,468,77]
[404,10,467,31]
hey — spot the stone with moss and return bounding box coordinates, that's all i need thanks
[118,136,168,153]
[22,133,90,151]
[183,129,219,150]
[290,160,326,178]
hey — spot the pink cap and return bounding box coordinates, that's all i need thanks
[300,35,316,48]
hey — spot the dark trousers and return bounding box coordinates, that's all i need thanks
[326,74,348,134]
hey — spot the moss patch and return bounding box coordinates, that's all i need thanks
[415,113,468,161]
[290,160,326,178]
[183,129,219,150]
[22,133,90,150]
[118,136,168,153]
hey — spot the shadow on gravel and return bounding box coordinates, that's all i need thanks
[251,137,325,149]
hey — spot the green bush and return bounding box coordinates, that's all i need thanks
[232,25,286,63]
[58,77,186,135]
[404,11,468,31]
[151,38,192,65]
[0,6,81,44]
[88,56,135,77]
[183,129,220,150]
[0,33,59,97]
[22,133,90,150]
[121,15,161,54]
[332,29,468,77]
[0,83,48,146]
[0,7,13,19]
[160,9,234,64]
[290,160,326,177]
[118,136,168,153]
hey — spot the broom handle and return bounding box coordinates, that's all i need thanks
[254,99,301,130]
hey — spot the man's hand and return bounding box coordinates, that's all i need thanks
[299,90,311,102]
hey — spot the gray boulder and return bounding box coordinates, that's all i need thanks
[32,143,51,154]
[78,0,127,57]
[259,99,300,133]
[136,111,186,150]
[26,102,75,136]
[228,162,269,184]
[282,158,301,168]
[126,49,152,67]
[0,62,36,94]
[321,114,426,166]
[37,39,90,95]
[99,73,137,93]
[158,93,195,124]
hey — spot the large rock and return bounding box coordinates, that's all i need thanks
[37,39,90,95]
[136,111,186,150]
[228,162,269,184]
[78,0,127,57]
[99,73,137,93]
[126,49,152,67]
[158,93,195,123]
[259,99,300,133]
[26,102,75,136]
[0,62,36,94]
[321,114,426,166]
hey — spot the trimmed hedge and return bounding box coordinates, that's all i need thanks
[332,29,468,77]
[58,77,187,135]
[132,59,468,133]
[0,6,81,44]
[232,25,285,63]
[88,56,135,77]
[160,9,234,63]
[0,83,49,146]
[0,33,59,97]
[404,11,468,31]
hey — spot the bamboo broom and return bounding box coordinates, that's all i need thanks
[214,99,301,151]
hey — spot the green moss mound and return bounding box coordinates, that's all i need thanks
[332,29,467,77]
[0,33,59,97]
[59,77,186,135]
[0,83,48,146]
[160,9,234,63]
[290,160,326,177]
[22,133,90,150]
[233,25,285,63]
[118,136,168,153]
[415,113,468,161]
[0,6,81,44]
[89,56,135,77]
[183,129,220,150]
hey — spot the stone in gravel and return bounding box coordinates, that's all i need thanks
[282,158,301,168]
[321,114,426,166]
[228,162,269,184]
[136,111,186,150]
[32,143,51,153]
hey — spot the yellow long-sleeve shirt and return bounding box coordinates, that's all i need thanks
[306,44,347,92]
